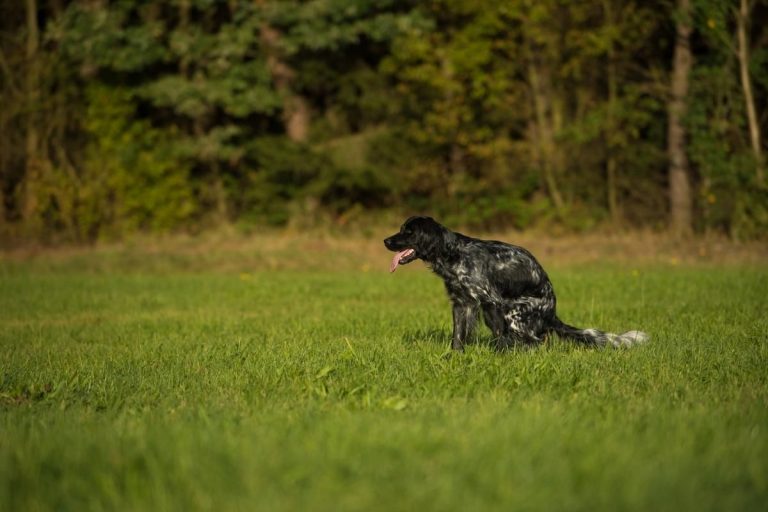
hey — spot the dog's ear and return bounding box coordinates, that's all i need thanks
[412,217,454,260]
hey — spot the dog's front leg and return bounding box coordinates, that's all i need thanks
[451,303,477,351]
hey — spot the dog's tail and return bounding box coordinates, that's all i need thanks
[549,317,648,348]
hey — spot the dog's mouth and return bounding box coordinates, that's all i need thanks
[389,248,416,272]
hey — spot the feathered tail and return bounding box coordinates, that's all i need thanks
[549,317,648,348]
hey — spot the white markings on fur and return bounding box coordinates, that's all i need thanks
[604,330,649,347]
[616,330,649,347]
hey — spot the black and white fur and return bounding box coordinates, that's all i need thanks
[384,216,648,351]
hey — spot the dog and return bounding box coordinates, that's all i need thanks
[384,216,648,351]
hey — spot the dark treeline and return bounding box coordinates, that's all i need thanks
[1,0,766,242]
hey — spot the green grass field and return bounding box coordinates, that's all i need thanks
[1,248,767,511]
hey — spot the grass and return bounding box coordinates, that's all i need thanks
[1,245,767,511]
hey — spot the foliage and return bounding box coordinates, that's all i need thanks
[3,81,194,241]
[1,0,767,241]
[687,0,768,239]
[79,85,196,238]
[238,137,331,226]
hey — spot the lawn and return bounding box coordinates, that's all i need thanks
[1,244,766,511]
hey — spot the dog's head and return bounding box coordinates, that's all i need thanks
[384,216,452,272]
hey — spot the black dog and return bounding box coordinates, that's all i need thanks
[384,216,647,351]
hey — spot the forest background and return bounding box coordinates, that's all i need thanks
[1,0,767,244]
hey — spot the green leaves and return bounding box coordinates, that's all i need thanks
[3,0,766,238]
[139,64,280,119]
[55,4,167,73]
[79,85,195,236]
[271,0,429,53]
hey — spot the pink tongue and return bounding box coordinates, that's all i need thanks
[389,249,414,273]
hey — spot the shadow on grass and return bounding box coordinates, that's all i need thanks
[401,328,589,354]
[401,327,450,347]
[401,328,503,350]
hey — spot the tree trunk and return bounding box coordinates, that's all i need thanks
[736,0,764,185]
[20,0,42,230]
[0,49,17,227]
[178,0,190,76]
[283,94,310,142]
[606,150,619,224]
[603,0,622,226]
[520,2,566,219]
[49,0,82,239]
[440,51,466,193]
[259,24,310,142]
[527,57,566,217]
[667,0,693,237]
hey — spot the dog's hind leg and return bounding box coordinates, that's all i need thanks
[481,303,507,340]
[495,328,540,350]
[482,303,526,350]
[495,301,547,350]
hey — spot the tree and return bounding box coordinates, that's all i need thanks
[686,0,768,237]
[0,0,764,240]
[668,0,694,237]
[521,0,568,219]
[559,1,666,228]
[736,0,763,185]
[21,0,41,230]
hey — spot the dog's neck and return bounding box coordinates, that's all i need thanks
[422,230,463,279]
